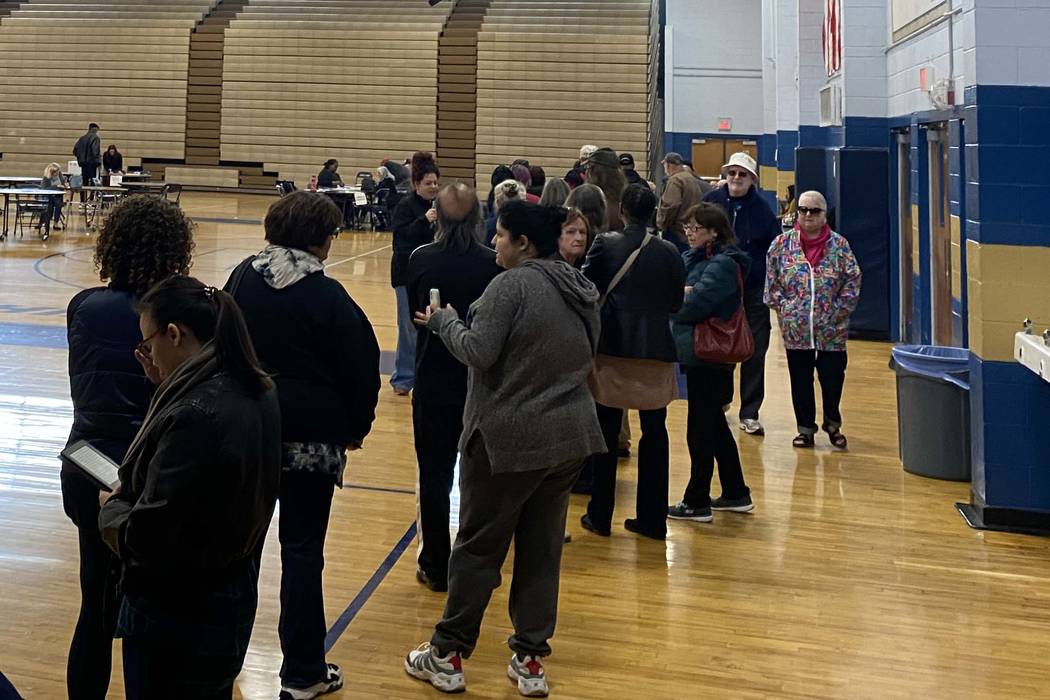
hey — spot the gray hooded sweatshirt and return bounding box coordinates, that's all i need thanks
[428,257,606,474]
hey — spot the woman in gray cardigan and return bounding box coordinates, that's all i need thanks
[405,200,605,697]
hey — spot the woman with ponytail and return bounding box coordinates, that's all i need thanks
[98,276,281,699]
[404,201,605,697]
[389,151,441,395]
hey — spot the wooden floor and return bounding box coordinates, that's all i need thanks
[1,193,1048,699]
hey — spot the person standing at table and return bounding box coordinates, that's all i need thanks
[73,123,101,200]
[103,145,123,174]
[389,151,440,395]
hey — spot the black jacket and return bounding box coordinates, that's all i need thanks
[99,372,280,602]
[390,192,435,288]
[73,130,100,166]
[62,287,152,528]
[704,184,779,291]
[582,223,686,361]
[226,260,380,446]
[103,151,123,173]
[625,169,644,186]
[318,169,342,188]
[406,242,502,405]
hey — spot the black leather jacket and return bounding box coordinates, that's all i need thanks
[582,223,686,361]
[99,373,281,600]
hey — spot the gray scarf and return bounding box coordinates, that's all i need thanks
[252,245,324,290]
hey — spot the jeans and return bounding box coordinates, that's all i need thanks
[739,287,771,421]
[587,403,669,536]
[413,397,462,582]
[682,367,749,508]
[118,563,259,700]
[786,349,848,433]
[391,286,416,391]
[278,471,336,688]
[67,525,120,700]
[431,432,580,658]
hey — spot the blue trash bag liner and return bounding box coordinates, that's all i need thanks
[889,345,970,390]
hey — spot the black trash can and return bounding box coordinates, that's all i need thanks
[889,345,971,481]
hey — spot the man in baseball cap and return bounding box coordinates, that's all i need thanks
[619,152,643,185]
[704,151,779,437]
[656,151,704,251]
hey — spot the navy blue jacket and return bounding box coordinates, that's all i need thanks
[63,287,152,528]
[672,245,751,369]
[703,185,779,292]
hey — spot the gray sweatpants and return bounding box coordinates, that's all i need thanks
[431,432,582,659]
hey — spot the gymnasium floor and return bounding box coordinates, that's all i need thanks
[1,193,1048,699]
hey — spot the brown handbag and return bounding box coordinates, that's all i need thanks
[692,265,754,363]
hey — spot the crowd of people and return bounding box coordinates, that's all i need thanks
[59,141,862,699]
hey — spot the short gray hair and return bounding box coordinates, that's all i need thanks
[799,190,828,210]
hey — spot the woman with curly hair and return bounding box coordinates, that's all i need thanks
[61,194,194,700]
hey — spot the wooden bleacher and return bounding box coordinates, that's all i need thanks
[220,0,453,188]
[474,0,653,197]
[0,0,218,177]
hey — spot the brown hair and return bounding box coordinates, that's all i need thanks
[562,207,594,251]
[411,151,440,185]
[95,195,194,294]
[681,202,737,246]
[264,190,343,250]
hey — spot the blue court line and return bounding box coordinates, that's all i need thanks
[324,521,417,653]
[0,322,66,349]
[32,250,91,290]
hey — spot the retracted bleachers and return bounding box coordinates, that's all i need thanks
[474,0,653,197]
[0,0,218,176]
[220,0,453,187]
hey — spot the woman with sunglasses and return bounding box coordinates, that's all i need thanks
[765,190,862,449]
[224,190,380,699]
[99,275,281,699]
[62,195,193,700]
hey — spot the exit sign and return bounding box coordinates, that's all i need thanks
[718,118,732,131]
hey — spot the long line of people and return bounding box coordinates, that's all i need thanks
[60,143,861,699]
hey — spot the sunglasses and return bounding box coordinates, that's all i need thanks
[798,206,825,216]
[725,169,752,179]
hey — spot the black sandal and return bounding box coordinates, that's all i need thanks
[827,429,848,449]
[792,433,815,448]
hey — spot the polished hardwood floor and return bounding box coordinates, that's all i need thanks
[1,193,1048,699]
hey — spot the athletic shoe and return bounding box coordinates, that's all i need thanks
[711,494,754,513]
[667,501,713,522]
[624,518,666,540]
[279,664,343,700]
[740,418,765,435]
[405,643,465,693]
[392,386,411,396]
[508,654,549,697]
[416,567,448,593]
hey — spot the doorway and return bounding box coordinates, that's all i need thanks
[690,138,758,179]
[927,124,954,346]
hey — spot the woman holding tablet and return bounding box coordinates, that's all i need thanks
[99,276,281,699]
[62,195,193,700]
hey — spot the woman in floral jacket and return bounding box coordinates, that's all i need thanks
[764,190,862,449]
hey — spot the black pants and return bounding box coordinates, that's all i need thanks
[50,194,64,224]
[67,525,120,700]
[786,349,848,433]
[587,403,669,536]
[739,287,771,421]
[431,432,580,658]
[682,367,749,507]
[413,397,463,582]
[79,163,97,201]
[278,471,336,688]
[119,566,258,700]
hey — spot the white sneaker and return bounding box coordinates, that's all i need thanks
[405,642,466,693]
[740,418,765,435]
[279,663,343,700]
[508,654,549,697]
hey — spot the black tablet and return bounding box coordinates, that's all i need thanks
[61,440,121,492]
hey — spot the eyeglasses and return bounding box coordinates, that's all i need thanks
[683,224,706,233]
[798,206,825,216]
[136,327,163,356]
[725,169,752,179]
